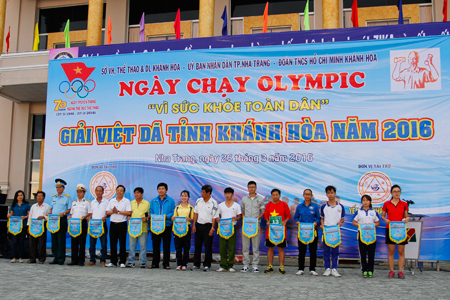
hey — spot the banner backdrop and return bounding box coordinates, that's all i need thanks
[44,35,450,260]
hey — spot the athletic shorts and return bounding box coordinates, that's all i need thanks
[385,227,408,245]
[265,239,287,248]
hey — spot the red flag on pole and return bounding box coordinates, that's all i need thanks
[174,9,181,39]
[6,26,10,54]
[61,62,95,82]
[107,16,112,45]
[351,0,359,27]
[262,2,269,33]
[444,0,448,22]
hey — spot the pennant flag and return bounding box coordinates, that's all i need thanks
[397,0,404,25]
[139,12,145,42]
[351,0,359,27]
[444,0,448,22]
[107,16,112,45]
[6,26,10,54]
[61,62,96,82]
[64,20,70,48]
[304,0,310,30]
[33,23,39,51]
[262,2,269,33]
[221,6,228,36]
[174,8,181,39]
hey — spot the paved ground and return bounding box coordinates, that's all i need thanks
[1,258,449,300]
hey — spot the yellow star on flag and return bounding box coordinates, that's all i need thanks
[270,210,279,217]
[74,66,82,74]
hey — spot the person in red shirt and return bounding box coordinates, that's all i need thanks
[381,185,410,279]
[264,189,291,274]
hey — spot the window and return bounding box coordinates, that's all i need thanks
[366,19,411,26]
[147,34,183,41]
[232,0,312,18]
[251,26,292,34]
[129,1,199,25]
[29,115,45,198]
[343,0,431,9]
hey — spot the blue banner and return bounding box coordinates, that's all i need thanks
[30,219,45,238]
[269,224,285,245]
[128,218,143,238]
[68,218,82,238]
[359,223,376,245]
[172,217,188,238]
[298,223,315,245]
[43,33,450,260]
[242,217,258,238]
[323,225,341,248]
[47,215,60,234]
[218,218,234,239]
[389,221,407,244]
[150,215,165,235]
[88,219,104,238]
[8,216,23,235]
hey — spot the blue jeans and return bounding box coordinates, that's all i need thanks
[323,243,339,269]
[128,232,148,265]
[89,221,108,263]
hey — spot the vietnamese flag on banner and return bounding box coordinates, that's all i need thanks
[262,2,269,33]
[174,9,181,39]
[61,62,96,82]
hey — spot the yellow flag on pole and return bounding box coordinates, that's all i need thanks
[33,23,40,51]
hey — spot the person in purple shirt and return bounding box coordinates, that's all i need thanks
[294,189,321,276]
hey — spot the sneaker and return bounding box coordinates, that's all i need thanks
[253,267,259,273]
[388,271,395,278]
[176,266,182,270]
[120,264,126,268]
[106,263,116,267]
[279,266,286,274]
[140,264,146,269]
[18,258,23,263]
[203,266,210,272]
[310,270,319,276]
[331,268,341,277]
[191,266,200,271]
[398,272,405,279]
[229,268,236,272]
[363,271,368,278]
[101,262,106,267]
[296,270,304,276]
[10,258,16,263]
[241,266,249,273]
[216,267,227,272]
[85,262,96,267]
[368,271,373,278]
[126,263,135,268]
[182,266,187,271]
[264,265,274,274]
[323,268,331,276]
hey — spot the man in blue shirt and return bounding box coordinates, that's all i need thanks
[149,182,175,269]
[48,179,72,265]
[294,189,320,276]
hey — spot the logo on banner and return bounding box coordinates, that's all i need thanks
[390,48,441,91]
[90,172,117,200]
[59,62,96,99]
[407,228,416,242]
[358,172,392,204]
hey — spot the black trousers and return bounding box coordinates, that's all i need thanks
[30,226,47,262]
[358,238,376,272]
[194,223,213,268]
[51,216,67,263]
[70,219,88,264]
[11,226,28,259]
[174,227,191,267]
[298,235,318,271]
[109,222,127,265]
[152,226,172,267]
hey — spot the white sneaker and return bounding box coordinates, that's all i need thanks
[10,258,16,263]
[106,263,116,267]
[296,270,304,275]
[323,268,331,276]
[310,270,319,276]
[331,268,341,277]
[176,266,182,270]
[241,266,249,273]
[228,268,236,272]
[120,263,126,268]
[191,266,200,271]
[216,267,227,272]
[203,266,210,272]
[253,267,259,273]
